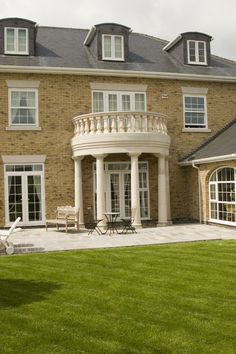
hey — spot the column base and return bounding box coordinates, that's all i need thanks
[156,221,172,227]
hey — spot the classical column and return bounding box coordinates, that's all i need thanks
[158,154,168,225]
[74,156,84,226]
[129,152,142,227]
[165,157,172,224]
[94,154,107,226]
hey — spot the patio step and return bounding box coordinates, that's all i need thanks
[0,243,45,256]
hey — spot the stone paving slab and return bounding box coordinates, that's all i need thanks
[2,223,235,255]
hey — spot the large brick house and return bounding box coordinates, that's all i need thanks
[0,17,236,228]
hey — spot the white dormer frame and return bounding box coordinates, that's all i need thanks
[187,40,207,65]
[102,34,124,61]
[4,27,29,55]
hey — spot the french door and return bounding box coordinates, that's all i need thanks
[108,172,131,219]
[5,164,45,226]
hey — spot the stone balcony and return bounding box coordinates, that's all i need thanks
[71,111,170,157]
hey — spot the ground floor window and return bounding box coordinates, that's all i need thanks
[209,167,236,224]
[93,162,150,219]
[4,164,45,225]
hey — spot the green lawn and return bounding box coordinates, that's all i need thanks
[1,241,236,354]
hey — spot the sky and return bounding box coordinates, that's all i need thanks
[1,0,236,61]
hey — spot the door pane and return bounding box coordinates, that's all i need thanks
[124,173,131,218]
[27,175,42,221]
[8,175,23,222]
[110,174,120,213]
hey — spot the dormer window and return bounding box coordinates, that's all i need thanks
[4,27,28,55]
[187,40,206,65]
[102,34,124,61]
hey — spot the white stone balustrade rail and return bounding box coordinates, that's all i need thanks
[72,111,168,137]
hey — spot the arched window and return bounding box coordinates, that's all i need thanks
[209,167,236,224]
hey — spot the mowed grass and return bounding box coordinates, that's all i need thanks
[0,241,236,354]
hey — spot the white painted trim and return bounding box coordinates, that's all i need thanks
[187,40,207,65]
[0,65,236,83]
[1,155,46,163]
[102,34,124,61]
[182,128,211,133]
[8,87,39,128]
[90,82,147,91]
[83,26,96,46]
[6,80,40,88]
[179,154,236,166]
[181,87,208,94]
[163,35,182,51]
[6,126,42,131]
[183,94,208,129]
[4,27,29,55]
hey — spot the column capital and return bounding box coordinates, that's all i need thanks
[92,154,107,160]
[73,156,84,161]
[128,152,141,158]
[154,153,169,159]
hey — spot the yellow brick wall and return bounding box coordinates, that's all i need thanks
[0,73,236,225]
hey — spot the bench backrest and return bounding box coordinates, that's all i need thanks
[56,206,79,221]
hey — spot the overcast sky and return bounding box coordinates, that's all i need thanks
[1,0,236,61]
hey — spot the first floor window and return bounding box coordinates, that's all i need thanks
[183,95,207,129]
[5,27,28,55]
[9,89,38,126]
[92,90,146,113]
[209,167,236,224]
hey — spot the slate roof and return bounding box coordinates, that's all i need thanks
[180,118,236,164]
[0,25,236,77]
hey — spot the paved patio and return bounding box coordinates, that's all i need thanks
[4,223,236,255]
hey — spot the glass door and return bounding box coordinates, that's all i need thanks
[5,164,45,226]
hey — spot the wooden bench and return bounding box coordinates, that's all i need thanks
[45,206,79,232]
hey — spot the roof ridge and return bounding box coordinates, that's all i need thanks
[180,117,236,162]
[133,32,168,45]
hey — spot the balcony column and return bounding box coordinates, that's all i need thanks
[74,156,84,226]
[165,157,172,224]
[156,154,168,225]
[129,152,142,228]
[94,154,107,226]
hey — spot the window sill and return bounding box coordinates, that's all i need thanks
[182,128,211,133]
[6,126,42,131]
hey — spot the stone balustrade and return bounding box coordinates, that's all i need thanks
[72,111,168,137]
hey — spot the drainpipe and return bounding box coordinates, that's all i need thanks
[192,162,202,224]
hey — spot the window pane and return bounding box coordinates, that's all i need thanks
[108,94,117,111]
[103,36,112,58]
[114,36,122,58]
[93,92,104,112]
[198,42,206,63]
[11,90,36,125]
[184,96,206,127]
[18,29,27,52]
[135,93,145,111]
[121,95,131,111]
[6,28,15,51]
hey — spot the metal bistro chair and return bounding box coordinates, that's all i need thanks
[120,208,137,234]
[85,219,104,235]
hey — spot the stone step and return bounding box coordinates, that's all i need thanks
[0,243,45,255]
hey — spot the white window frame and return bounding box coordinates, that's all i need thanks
[187,40,207,65]
[8,88,39,128]
[183,94,208,130]
[4,27,29,55]
[209,167,236,226]
[92,90,146,113]
[102,34,124,61]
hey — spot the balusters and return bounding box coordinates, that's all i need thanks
[118,115,125,132]
[111,115,116,133]
[73,112,168,137]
